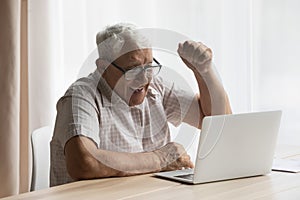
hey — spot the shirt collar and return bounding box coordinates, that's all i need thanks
[94,70,128,107]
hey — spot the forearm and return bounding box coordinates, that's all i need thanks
[66,137,194,181]
[86,142,195,178]
[177,41,232,124]
[65,136,161,180]
[86,149,162,178]
[193,65,232,117]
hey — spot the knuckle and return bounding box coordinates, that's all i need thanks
[187,154,191,160]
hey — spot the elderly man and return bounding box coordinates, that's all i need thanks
[50,23,232,186]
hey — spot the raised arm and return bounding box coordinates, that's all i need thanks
[178,41,232,128]
[64,136,194,180]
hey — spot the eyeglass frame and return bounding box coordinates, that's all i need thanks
[110,58,162,80]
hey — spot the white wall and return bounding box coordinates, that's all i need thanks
[28,0,300,151]
[253,0,300,144]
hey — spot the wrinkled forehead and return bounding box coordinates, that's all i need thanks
[115,48,153,66]
[119,31,152,57]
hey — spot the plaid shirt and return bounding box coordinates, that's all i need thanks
[50,69,198,186]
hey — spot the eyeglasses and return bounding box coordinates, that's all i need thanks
[110,58,162,80]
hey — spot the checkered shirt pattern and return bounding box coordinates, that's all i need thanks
[50,69,197,186]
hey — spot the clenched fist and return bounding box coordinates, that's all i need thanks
[177,40,213,74]
[154,142,194,171]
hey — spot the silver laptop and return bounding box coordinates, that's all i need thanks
[154,110,282,184]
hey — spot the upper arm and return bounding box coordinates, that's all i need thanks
[54,97,101,179]
[64,135,98,180]
[54,94,101,149]
[183,93,203,129]
[154,77,202,128]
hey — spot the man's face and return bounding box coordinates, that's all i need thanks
[102,48,153,106]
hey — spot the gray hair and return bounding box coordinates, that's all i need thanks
[96,23,151,61]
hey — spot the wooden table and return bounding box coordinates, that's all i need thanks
[3,144,300,200]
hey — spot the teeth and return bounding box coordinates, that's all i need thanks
[132,87,143,92]
[132,86,143,91]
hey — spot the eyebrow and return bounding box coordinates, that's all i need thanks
[127,60,153,69]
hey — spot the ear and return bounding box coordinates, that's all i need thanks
[96,58,110,73]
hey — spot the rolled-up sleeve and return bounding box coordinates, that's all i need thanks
[54,95,100,150]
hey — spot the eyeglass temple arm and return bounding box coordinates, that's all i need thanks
[111,62,126,73]
[153,57,161,66]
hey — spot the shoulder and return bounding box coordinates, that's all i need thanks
[56,70,102,110]
[65,72,100,99]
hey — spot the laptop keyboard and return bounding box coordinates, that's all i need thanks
[175,174,194,180]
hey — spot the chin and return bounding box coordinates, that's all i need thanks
[129,93,146,106]
[129,99,144,107]
[128,86,149,106]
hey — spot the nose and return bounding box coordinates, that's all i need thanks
[134,70,149,85]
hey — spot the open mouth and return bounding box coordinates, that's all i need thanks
[131,86,145,93]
